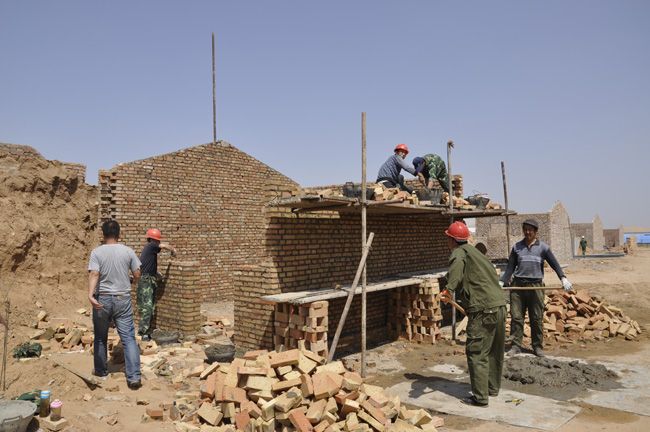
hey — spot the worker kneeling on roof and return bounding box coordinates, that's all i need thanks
[440,221,506,408]
[412,153,450,193]
[376,144,418,193]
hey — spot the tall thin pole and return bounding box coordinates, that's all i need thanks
[361,112,367,378]
[447,140,457,341]
[501,162,511,256]
[212,32,217,144]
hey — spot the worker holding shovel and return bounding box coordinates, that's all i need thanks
[440,221,506,408]
[137,228,177,342]
[501,219,573,357]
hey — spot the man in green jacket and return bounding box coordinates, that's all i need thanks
[579,236,587,255]
[412,153,450,193]
[440,221,506,408]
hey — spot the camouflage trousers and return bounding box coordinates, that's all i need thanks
[137,275,158,336]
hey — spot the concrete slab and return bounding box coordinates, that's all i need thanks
[567,357,650,417]
[387,376,580,431]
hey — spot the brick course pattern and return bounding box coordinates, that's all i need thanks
[387,279,443,344]
[132,261,203,335]
[98,141,298,302]
[233,207,451,353]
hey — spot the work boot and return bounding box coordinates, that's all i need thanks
[507,345,521,355]
[460,396,488,408]
[127,380,142,390]
[534,347,546,357]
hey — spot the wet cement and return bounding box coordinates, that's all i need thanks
[502,354,621,401]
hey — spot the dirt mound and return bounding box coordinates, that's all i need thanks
[0,154,98,329]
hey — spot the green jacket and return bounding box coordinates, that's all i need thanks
[446,243,505,314]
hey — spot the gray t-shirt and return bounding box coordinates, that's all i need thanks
[88,244,141,296]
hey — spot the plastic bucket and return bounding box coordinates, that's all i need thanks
[0,400,37,432]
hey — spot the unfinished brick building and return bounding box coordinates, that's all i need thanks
[97,140,298,306]
[603,225,624,248]
[571,215,605,252]
[475,200,572,262]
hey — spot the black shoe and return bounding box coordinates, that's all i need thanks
[141,334,151,342]
[460,396,488,408]
[507,345,521,355]
[127,380,142,390]
[534,347,546,357]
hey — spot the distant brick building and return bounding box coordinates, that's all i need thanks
[475,201,572,262]
[571,215,605,252]
[603,225,624,248]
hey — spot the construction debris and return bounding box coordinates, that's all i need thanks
[541,289,642,341]
[161,348,443,431]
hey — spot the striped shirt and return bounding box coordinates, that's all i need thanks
[500,239,565,284]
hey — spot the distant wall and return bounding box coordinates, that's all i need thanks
[603,226,623,247]
[475,201,572,262]
[571,215,605,251]
[1,142,86,183]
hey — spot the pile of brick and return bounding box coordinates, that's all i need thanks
[541,289,642,341]
[387,281,443,344]
[29,307,94,353]
[274,302,329,358]
[163,348,442,432]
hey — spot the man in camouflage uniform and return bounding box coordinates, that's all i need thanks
[412,153,450,192]
[137,228,177,341]
[579,236,587,255]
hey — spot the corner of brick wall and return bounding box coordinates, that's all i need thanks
[233,262,279,352]
[132,260,203,335]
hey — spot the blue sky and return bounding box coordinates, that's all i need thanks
[2,1,649,228]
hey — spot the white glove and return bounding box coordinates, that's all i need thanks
[562,278,572,291]
[499,281,504,288]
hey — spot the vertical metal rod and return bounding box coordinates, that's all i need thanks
[501,162,511,255]
[212,32,217,144]
[447,140,456,341]
[361,112,367,378]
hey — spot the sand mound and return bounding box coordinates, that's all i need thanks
[0,154,98,328]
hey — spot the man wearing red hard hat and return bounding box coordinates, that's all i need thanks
[376,144,419,193]
[440,221,506,408]
[137,228,178,341]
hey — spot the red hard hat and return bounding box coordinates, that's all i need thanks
[394,144,409,154]
[146,228,162,241]
[445,221,470,240]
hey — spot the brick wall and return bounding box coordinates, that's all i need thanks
[1,142,87,183]
[59,161,86,183]
[98,141,298,302]
[132,261,203,335]
[571,215,605,252]
[233,211,451,353]
[603,225,623,247]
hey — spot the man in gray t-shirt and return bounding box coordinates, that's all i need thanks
[88,220,143,389]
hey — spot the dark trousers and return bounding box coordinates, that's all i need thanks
[509,277,545,350]
[378,175,413,193]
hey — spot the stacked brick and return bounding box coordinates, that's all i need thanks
[274,302,329,358]
[387,280,443,344]
[451,174,463,198]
